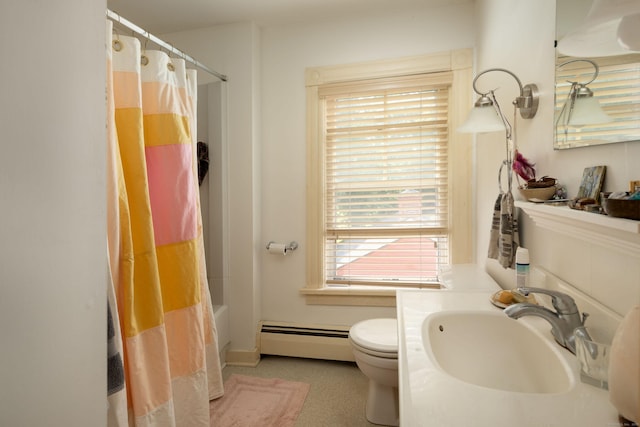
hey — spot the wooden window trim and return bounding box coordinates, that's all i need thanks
[303,49,474,306]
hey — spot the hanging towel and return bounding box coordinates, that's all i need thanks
[107,302,125,395]
[488,191,519,268]
[197,141,209,186]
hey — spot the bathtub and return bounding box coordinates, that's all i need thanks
[212,305,230,367]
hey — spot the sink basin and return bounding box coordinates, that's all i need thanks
[422,310,572,394]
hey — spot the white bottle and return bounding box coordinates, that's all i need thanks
[515,247,530,288]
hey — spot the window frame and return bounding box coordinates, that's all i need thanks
[302,50,474,306]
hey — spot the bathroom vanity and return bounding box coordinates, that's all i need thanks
[397,267,620,426]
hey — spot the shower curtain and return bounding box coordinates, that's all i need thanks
[105,21,224,427]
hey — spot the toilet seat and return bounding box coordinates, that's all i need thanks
[349,318,398,358]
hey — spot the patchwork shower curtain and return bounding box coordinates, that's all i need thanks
[105,21,224,427]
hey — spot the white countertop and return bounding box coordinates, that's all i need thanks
[437,264,502,291]
[396,289,619,427]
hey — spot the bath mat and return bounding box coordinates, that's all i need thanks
[210,374,310,427]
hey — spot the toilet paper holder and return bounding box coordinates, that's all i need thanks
[266,241,299,252]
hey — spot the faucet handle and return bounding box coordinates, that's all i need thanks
[516,287,579,315]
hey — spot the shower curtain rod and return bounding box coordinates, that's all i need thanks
[107,9,228,82]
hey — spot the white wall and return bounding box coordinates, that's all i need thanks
[475,0,640,317]
[473,0,558,284]
[198,82,230,308]
[166,3,476,352]
[164,23,263,352]
[170,0,638,354]
[0,1,107,426]
[259,4,476,325]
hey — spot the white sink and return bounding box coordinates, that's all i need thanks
[397,287,619,427]
[422,310,571,394]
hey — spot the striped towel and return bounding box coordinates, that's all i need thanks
[107,302,124,396]
[488,191,519,269]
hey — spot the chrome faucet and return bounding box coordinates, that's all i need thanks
[504,287,590,354]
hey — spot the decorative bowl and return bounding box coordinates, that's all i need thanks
[518,185,557,202]
[526,177,556,188]
[602,198,640,220]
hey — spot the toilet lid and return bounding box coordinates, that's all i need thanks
[349,318,397,355]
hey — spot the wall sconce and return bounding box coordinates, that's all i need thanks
[458,68,538,269]
[558,0,640,57]
[617,12,640,51]
[458,68,539,191]
[458,68,539,137]
[555,59,613,130]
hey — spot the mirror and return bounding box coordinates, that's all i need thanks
[555,0,640,149]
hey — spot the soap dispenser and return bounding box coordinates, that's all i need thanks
[515,247,530,287]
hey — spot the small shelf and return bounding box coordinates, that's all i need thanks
[515,201,640,254]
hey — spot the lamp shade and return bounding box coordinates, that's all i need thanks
[558,0,640,57]
[617,13,640,51]
[458,105,506,133]
[559,96,613,127]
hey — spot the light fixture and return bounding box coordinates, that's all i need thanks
[457,93,508,133]
[558,0,640,57]
[458,68,539,136]
[458,68,538,269]
[458,68,539,196]
[555,59,613,130]
[617,13,640,51]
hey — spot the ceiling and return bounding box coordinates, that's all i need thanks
[107,0,471,34]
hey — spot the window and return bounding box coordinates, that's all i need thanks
[323,75,451,286]
[303,50,473,305]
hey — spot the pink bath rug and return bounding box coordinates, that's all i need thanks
[210,374,310,427]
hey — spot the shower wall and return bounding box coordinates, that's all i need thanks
[197,82,229,307]
[198,81,231,362]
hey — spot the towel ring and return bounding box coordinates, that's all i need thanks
[498,160,513,193]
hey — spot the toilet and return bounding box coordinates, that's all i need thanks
[347,265,501,425]
[349,318,399,426]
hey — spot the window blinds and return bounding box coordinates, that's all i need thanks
[321,73,452,286]
[555,54,640,148]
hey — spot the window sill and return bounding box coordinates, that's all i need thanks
[300,284,440,306]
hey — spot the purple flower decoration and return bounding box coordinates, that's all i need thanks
[512,150,536,182]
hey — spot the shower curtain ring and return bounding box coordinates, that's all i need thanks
[112,28,123,52]
[113,39,123,52]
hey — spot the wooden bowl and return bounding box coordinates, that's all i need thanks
[602,198,640,220]
[518,185,557,202]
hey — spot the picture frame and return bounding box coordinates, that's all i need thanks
[576,166,606,201]
[630,180,640,193]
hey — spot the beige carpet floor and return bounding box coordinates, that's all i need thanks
[222,355,385,426]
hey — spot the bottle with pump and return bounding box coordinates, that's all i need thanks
[515,247,530,288]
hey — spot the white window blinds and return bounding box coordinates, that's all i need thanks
[320,73,452,286]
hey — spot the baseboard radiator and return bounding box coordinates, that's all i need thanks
[259,322,355,362]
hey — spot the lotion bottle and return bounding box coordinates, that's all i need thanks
[515,247,530,288]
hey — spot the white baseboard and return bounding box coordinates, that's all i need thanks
[225,348,261,367]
